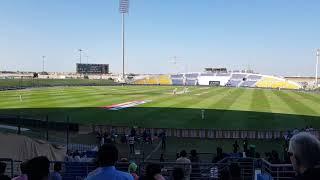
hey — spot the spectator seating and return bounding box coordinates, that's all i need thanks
[247,75,262,80]
[172,79,184,85]
[171,74,184,79]
[158,75,172,85]
[226,80,242,87]
[185,79,197,86]
[134,76,159,85]
[216,73,231,76]
[231,74,247,80]
[134,75,172,85]
[240,80,257,87]
[200,73,215,76]
[185,73,199,79]
[255,77,300,89]
[133,73,302,89]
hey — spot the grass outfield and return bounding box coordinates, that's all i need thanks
[0,86,319,130]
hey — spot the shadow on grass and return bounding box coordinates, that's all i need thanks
[0,107,319,130]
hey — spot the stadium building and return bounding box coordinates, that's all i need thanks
[133,69,302,90]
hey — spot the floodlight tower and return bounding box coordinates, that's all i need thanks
[119,0,129,80]
[78,49,83,64]
[42,56,46,72]
[316,49,320,86]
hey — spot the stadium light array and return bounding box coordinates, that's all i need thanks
[119,0,129,81]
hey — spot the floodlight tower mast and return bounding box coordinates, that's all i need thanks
[78,49,83,64]
[316,49,319,86]
[42,56,45,72]
[119,0,129,81]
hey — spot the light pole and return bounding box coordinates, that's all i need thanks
[42,56,45,72]
[119,0,129,81]
[316,49,319,86]
[78,49,83,64]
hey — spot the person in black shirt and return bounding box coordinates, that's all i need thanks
[159,130,166,150]
[233,140,240,153]
[0,162,10,180]
[243,138,248,152]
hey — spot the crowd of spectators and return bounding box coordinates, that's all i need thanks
[1,131,320,180]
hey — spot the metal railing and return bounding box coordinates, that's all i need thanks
[139,161,229,179]
[260,159,295,180]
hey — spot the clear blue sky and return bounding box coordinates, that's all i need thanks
[0,0,319,76]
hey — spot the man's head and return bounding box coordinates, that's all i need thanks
[97,143,118,167]
[288,132,320,174]
[26,156,50,180]
[0,162,6,175]
[180,150,187,157]
[54,162,62,172]
[128,162,138,173]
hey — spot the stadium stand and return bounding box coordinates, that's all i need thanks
[134,75,172,85]
[216,73,231,76]
[231,73,247,80]
[255,77,301,89]
[226,80,242,87]
[185,73,199,79]
[172,79,184,85]
[247,75,262,80]
[133,72,302,89]
[200,73,215,76]
[158,75,172,85]
[185,79,197,86]
[240,80,257,87]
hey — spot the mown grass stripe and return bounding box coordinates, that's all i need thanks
[272,90,317,116]
[291,91,320,106]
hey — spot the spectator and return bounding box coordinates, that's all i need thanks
[159,154,165,163]
[49,162,62,180]
[128,135,135,154]
[128,163,139,180]
[140,163,165,180]
[85,144,133,180]
[142,130,147,143]
[12,161,28,180]
[176,150,191,180]
[100,136,105,146]
[212,147,224,163]
[117,158,130,172]
[219,167,231,180]
[243,138,248,152]
[0,162,10,180]
[131,127,136,137]
[176,152,180,160]
[233,140,240,153]
[26,156,50,180]
[229,163,241,180]
[147,130,152,142]
[288,132,320,180]
[159,130,166,150]
[171,168,184,180]
[189,150,200,179]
